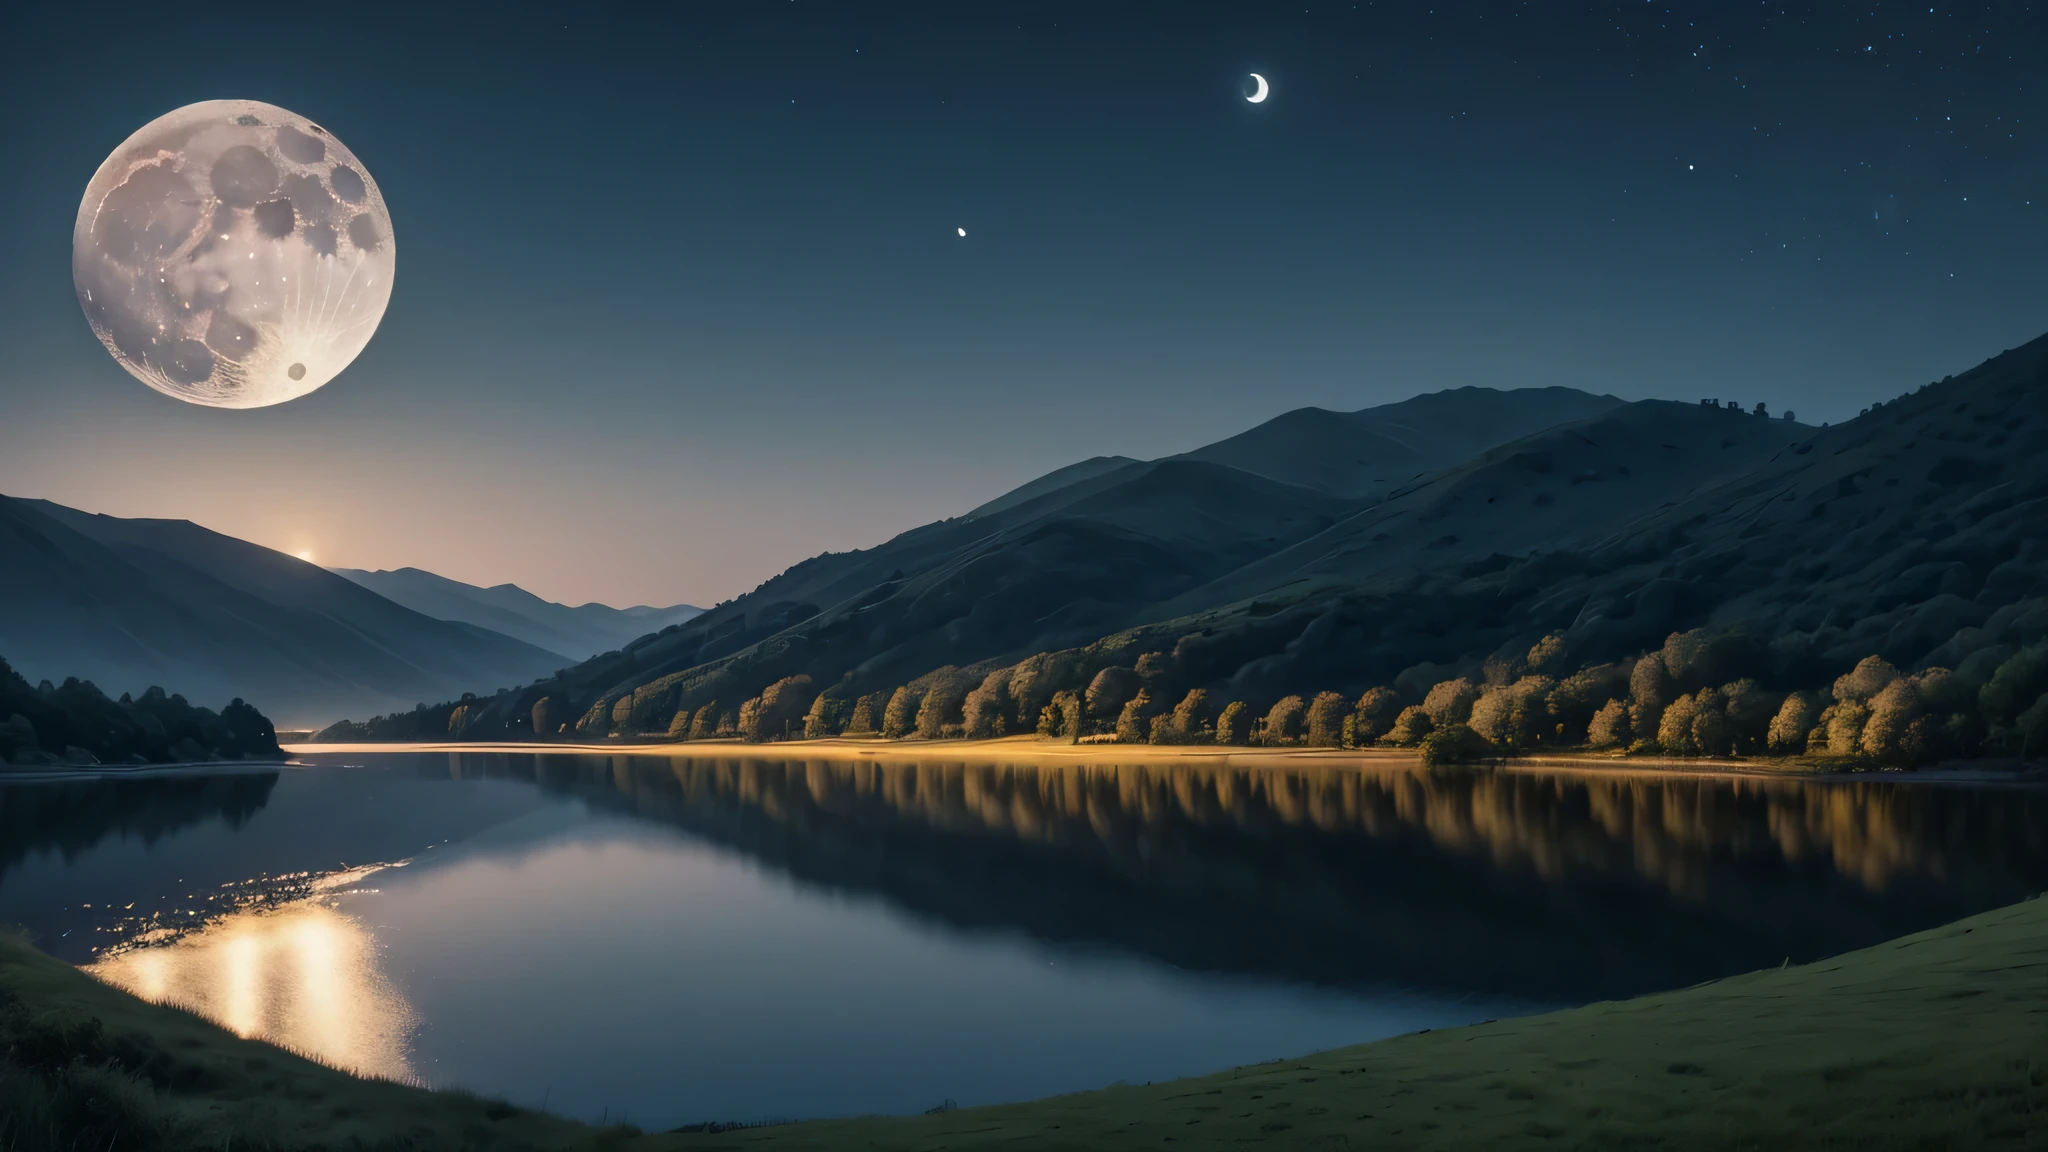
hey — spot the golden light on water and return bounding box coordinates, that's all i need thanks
[88,901,416,1082]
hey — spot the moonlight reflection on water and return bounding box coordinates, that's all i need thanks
[89,888,416,1082]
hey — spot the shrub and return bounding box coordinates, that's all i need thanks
[1384,705,1435,746]
[1115,690,1153,744]
[1421,679,1480,726]
[1261,696,1307,745]
[1215,701,1251,746]
[1085,667,1140,721]
[1169,689,1210,744]
[1305,692,1348,747]
[1587,698,1631,748]
[1419,723,1494,767]
[1833,656,1900,706]
[1766,692,1816,753]
[1352,687,1401,744]
[882,686,921,738]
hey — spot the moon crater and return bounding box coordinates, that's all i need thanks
[73,99,396,408]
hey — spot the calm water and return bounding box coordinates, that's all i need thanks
[2,752,2045,1130]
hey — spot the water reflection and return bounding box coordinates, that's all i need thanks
[89,893,415,1081]
[467,753,2048,1000]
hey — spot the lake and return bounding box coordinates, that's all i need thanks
[2,751,2045,1131]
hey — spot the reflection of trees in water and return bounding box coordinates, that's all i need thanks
[0,773,278,878]
[449,753,2048,1002]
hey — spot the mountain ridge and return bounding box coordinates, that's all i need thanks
[329,566,701,661]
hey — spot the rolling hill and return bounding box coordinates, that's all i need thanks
[0,499,565,727]
[315,383,1659,737]
[330,566,701,661]
[1172,385,1626,498]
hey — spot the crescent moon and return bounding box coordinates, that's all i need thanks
[1247,74,1269,103]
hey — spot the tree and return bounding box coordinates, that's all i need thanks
[688,701,720,740]
[1825,701,1870,756]
[1262,696,1307,745]
[1718,679,1776,752]
[667,708,693,739]
[531,697,555,737]
[1587,699,1630,748]
[447,704,471,736]
[1305,692,1348,747]
[1214,701,1251,746]
[1056,690,1084,743]
[1766,692,1816,753]
[843,692,885,736]
[1469,676,1555,748]
[1036,697,1066,738]
[915,669,972,739]
[1688,686,1731,756]
[1149,713,1176,744]
[1657,692,1702,756]
[1385,705,1434,746]
[1980,641,2048,742]
[1352,687,1401,744]
[1086,667,1140,722]
[1832,656,1900,706]
[1629,654,1673,737]
[1421,679,1480,726]
[2017,694,2048,758]
[756,675,815,740]
[1419,724,1494,767]
[962,669,1013,739]
[802,694,836,739]
[1116,690,1153,743]
[882,686,921,738]
[609,696,635,733]
[1169,688,1210,744]
[1526,633,1569,675]
[1545,664,1625,743]
[736,696,766,742]
[1859,678,1922,762]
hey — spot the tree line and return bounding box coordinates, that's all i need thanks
[537,625,2048,768]
[0,655,281,767]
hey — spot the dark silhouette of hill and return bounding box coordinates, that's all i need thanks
[329,566,701,661]
[1172,399,1810,614]
[1145,335,2048,701]
[1172,385,1625,498]
[0,498,564,726]
[478,459,1361,728]
[316,342,2048,745]
[963,455,1141,519]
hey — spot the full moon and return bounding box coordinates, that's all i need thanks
[72,100,395,408]
[1247,73,1269,103]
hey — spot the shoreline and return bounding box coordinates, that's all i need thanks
[283,734,2047,786]
[2,895,2041,1148]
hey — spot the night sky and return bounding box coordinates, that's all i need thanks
[1,2,2043,606]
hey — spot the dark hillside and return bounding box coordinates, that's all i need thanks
[1175,399,1811,613]
[1137,334,2048,701]
[1175,385,1626,498]
[0,499,562,726]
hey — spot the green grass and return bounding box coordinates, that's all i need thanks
[3,896,2045,1150]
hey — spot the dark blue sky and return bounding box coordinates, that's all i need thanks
[2,2,2043,605]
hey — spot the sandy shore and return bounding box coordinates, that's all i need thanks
[284,734,2046,785]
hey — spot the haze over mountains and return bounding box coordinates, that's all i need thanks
[0,500,568,726]
[330,567,701,662]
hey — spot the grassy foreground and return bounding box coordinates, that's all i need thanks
[3,896,2045,1151]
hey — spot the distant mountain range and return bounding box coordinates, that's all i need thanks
[0,500,686,727]
[329,567,700,662]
